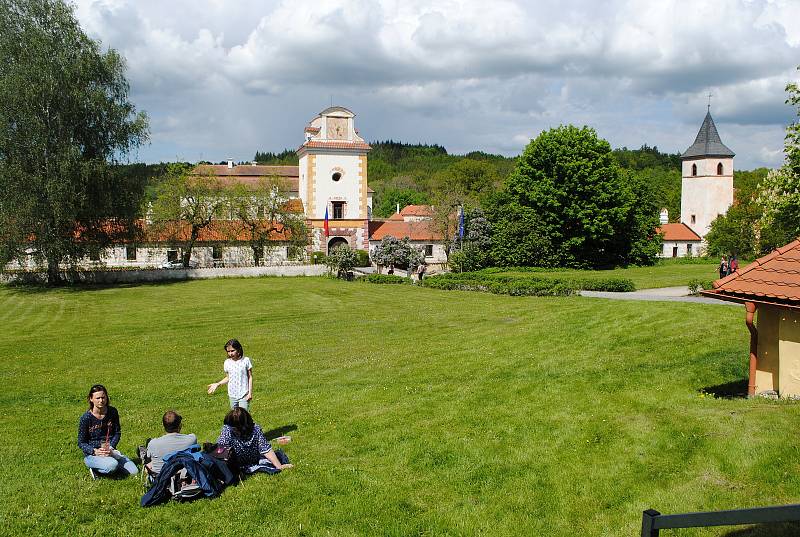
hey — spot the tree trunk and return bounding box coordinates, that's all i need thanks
[46,256,61,286]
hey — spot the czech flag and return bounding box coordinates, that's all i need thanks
[324,207,330,237]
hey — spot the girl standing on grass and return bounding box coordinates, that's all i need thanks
[207,339,253,410]
[77,384,138,479]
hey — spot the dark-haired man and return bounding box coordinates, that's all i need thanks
[145,410,197,475]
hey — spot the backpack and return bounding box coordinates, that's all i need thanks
[167,468,204,502]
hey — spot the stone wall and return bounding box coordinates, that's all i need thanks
[2,264,327,285]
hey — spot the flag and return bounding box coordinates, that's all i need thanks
[324,207,330,238]
[458,206,465,239]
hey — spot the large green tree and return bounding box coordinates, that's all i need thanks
[755,68,800,251]
[228,177,309,266]
[495,125,659,268]
[0,0,148,283]
[148,165,227,268]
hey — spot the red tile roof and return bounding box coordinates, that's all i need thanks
[299,141,372,151]
[657,223,702,241]
[702,238,800,307]
[400,205,434,217]
[369,219,444,241]
[196,164,299,177]
[145,220,296,243]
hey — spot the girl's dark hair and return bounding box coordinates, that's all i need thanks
[224,407,254,439]
[224,338,244,358]
[87,384,109,410]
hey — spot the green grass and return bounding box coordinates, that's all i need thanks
[493,259,722,289]
[1,277,798,536]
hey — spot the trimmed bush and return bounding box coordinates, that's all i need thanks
[688,278,715,295]
[354,249,371,267]
[421,271,635,296]
[362,274,408,284]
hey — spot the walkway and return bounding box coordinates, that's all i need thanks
[580,286,737,306]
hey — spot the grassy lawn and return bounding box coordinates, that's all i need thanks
[1,277,798,536]
[494,259,722,289]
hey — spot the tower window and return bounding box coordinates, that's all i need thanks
[332,172,342,182]
[717,162,723,175]
[691,215,696,225]
[691,163,697,176]
[332,201,345,219]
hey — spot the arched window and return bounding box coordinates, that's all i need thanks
[691,163,697,177]
[717,162,723,175]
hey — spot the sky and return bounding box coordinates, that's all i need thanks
[72,0,800,170]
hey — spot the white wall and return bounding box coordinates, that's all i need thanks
[681,157,734,238]
[658,241,701,258]
[311,153,364,219]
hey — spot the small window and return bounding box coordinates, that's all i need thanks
[126,246,137,261]
[89,250,100,261]
[424,245,433,257]
[167,250,178,263]
[332,172,342,182]
[717,162,723,175]
[691,215,696,225]
[691,163,697,176]
[212,246,223,260]
[332,201,345,219]
[687,243,693,255]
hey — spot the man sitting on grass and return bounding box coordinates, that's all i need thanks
[145,410,197,475]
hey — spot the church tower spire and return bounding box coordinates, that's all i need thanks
[679,110,734,243]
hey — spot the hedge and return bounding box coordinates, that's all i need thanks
[421,271,635,296]
[361,274,409,284]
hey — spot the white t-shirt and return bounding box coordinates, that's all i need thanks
[224,357,253,399]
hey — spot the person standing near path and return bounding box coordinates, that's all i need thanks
[207,339,253,410]
[78,384,138,479]
[719,256,728,279]
[730,255,739,274]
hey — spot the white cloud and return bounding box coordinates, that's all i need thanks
[70,0,800,168]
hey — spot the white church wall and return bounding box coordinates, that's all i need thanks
[680,175,733,238]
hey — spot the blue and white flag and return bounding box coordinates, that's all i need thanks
[458,206,465,239]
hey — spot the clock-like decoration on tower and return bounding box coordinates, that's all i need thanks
[326,117,347,140]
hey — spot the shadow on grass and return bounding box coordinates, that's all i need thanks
[700,379,748,399]
[722,522,800,536]
[2,278,193,294]
[262,424,298,440]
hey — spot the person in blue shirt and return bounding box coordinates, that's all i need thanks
[77,384,138,479]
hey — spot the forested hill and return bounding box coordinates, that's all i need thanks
[251,142,767,221]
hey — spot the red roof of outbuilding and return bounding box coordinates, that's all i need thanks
[299,140,372,151]
[657,223,702,242]
[369,220,444,241]
[702,238,800,308]
[400,205,434,217]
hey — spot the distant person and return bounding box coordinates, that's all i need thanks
[730,255,739,274]
[78,384,138,479]
[208,339,253,410]
[417,262,426,282]
[387,265,394,275]
[217,407,293,471]
[719,256,728,279]
[145,410,198,475]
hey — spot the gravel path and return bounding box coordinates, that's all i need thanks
[580,286,736,306]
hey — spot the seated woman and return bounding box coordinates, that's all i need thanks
[217,407,293,472]
[78,384,138,478]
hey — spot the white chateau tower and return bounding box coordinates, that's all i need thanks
[297,107,372,253]
[680,110,734,240]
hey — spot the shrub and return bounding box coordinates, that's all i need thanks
[421,271,635,295]
[362,274,408,284]
[688,278,715,295]
[354,249,371,267]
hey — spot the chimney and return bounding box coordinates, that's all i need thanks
[396,203,400,214]
[251,161,257,166]
[659,208,669,224]
[227,158,234,169]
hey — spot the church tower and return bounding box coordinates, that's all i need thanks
[297,107,372,253]
[680,110,734,240]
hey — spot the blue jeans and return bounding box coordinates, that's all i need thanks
[229,396,249,410]
[84,449,138,476]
